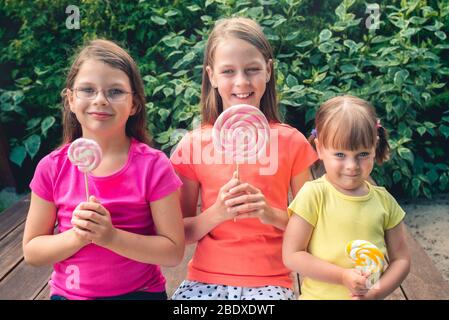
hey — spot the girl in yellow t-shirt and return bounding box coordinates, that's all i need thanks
[283,95,410,300]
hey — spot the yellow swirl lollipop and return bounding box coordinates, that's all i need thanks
[346,240,386,288]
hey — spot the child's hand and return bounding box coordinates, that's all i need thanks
[212,171,242,222]
[71,196,117,247]
[224,182,274,225]
[342,269,370,297]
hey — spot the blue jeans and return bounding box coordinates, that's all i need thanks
[50,291,167,300]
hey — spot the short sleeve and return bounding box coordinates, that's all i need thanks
[383,192,406,230]
[169,132,198,181]
[29,155,55,202]
[287,181,320,227]
[289,130,318,177]
[147,152,183,202]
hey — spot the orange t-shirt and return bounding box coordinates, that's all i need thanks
[170,122,318,288]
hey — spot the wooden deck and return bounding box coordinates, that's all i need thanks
[1,195,448,300]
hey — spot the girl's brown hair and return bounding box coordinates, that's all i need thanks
[201,17,280,125]
[61,39,150,145]
[309,95,390,164]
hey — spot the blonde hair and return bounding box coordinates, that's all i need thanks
[61,39,150,145]
[311,95,390,164]
[200,17,280,124]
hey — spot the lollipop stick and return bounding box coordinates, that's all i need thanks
[234,163,240,223]
[84,173,89,202]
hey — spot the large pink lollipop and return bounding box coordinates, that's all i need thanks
[68,138,102,201]
[212,104,270,179]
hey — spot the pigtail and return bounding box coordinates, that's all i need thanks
[375,122,390,164]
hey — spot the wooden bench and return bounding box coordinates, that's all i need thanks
[1,195,448,300]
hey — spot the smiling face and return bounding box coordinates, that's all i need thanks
[316,141,376,196]
[67,59,136,137]
[206,37,271,110]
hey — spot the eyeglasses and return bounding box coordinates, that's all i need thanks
[73,88,134,102]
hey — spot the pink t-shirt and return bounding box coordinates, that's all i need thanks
[29,138,182,300]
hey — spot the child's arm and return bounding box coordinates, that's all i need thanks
[283,214,369,297]
[23,192,90,266]
[179,172,242,244]
[72,192,185,266]
[356,221,410,300]
[225,168,312,230]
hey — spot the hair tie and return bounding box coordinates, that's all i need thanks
[376,119,382,129]
[311,128,318,138]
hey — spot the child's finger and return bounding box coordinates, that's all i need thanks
[229,182,260,195]
[80,202,108,216]
[224,194,262,207]
[73,210,102,224]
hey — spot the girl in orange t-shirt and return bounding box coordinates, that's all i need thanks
[170,17,317,300]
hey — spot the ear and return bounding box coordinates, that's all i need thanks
[130,97,138,116]
[266,59,272,82]
[314,138,322,159]
[206,65,217,88]
[66,89,76,112]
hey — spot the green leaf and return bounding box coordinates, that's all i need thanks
[416,127,426,136]
[41,116,55,135]
[319,29,332,43]
[9,146,26,167]
[340,64,359,74]
[393,171,402,184]
[158,109,170,122]
[286,75,298,87]
[318,42,333,53]
[186,4,201,12]
[397,147,414,164]
[440,124,449,139]
[15,77,32,86]
[440,175,449,190]
[394,70,409,87]
[296,40,313,48]
[163,87,174,97]
[24,134,41,159]
[435,31,447,40]
[151,16,167,25]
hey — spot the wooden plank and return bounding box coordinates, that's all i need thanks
[34,283,51,300]
[0,195,30,240]
[161,244,195,298]
[0,221,25,280]
[385,287,406,300]
[400,228,449,300]
[0,260,52,300]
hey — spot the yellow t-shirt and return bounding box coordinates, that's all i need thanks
[287,175,405,300]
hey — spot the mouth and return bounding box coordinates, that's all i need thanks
[88,112,113,120]
[232,92,254,99]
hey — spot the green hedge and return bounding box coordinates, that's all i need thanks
[1,0,448,198]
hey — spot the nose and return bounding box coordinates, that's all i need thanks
[235,71,250,87]
[93,89,108,105]
[345,157,360,170]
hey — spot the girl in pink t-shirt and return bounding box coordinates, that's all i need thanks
[170,17,317,300]
[23,40,184,300]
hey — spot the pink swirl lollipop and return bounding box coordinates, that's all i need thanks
[68,138,102,200]
[213,104,269,162]
[213,104,270,178]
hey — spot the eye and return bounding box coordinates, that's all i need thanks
[109,88,125,95]
[359,152,370,158]
[221,69,234,74]
[335,152,345,158]
[246,68,261,73]
[79,87,95,93]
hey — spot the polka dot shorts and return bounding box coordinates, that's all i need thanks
[171,280,295,300]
